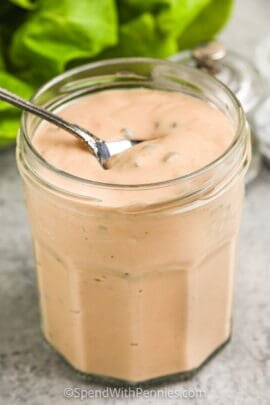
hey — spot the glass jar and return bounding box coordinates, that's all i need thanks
[17,58,250,386]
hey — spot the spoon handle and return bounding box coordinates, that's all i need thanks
[0,86,100,155]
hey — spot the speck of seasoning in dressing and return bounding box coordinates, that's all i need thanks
[55,255,62,264]
[141,143,157,152]
[121,127,133,140]
[154,121,160,129]
[133,159,140,168]
[170,121,178,129]
[98,225,108,231]
[70,309,81,314]
[163,152,180,163]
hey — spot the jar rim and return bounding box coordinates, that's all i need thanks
[20,57,246,191]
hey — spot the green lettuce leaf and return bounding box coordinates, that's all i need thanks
[0,37,5,70]
[0,71,34,145]
[104,13,178,58]
[104,0,214,58]
[9,0,39,10]
[117,0,173,22]
[0,71,34,112]
[157,0,211,37]
[178,0,234,49]
[10,0,118,84]
[119,0,172,12]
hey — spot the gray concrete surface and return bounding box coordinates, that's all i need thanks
[0,0,270,404]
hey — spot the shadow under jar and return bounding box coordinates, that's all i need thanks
[17,58,250,386]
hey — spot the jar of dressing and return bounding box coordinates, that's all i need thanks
[17,58,250,385]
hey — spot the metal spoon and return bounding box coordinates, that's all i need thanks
[0,87,139,168]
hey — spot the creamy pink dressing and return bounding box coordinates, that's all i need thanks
[20,88,246,383]
[33,89,234,185]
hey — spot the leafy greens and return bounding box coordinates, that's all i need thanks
[0,0,233,146]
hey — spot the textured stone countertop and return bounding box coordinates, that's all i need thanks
[0,1,269,404]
